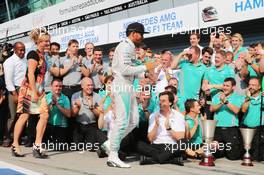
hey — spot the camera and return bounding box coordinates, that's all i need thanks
[215,33,220,39]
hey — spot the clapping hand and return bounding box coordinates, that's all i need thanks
[97,65,104,74]
[78,55,83,64]
[245,88,251,98]
[210,32,216,42]
[164,118,171,130]
[52,94,59,106]
[155,114,160,126]
[244,53,253,65]
[86,96,93,107]
[219,93,226,104]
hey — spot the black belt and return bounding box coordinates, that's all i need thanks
[217,126,238,130]
[93,88,101,93]
[77,122,96,127]
[241,125,264,129]
[63,85,80,89]
[9,86,20,94]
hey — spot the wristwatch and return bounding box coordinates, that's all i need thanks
[166,127,172,131]
[144,72,148,78]
[73,103,79,108]
[245,97,251,102]
[143,109,149,113]
[89,105,94,110]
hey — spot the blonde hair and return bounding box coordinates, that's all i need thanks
[232,33,244,45]
[29,28,50,44]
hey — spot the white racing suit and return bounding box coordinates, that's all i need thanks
[110,38,147,152]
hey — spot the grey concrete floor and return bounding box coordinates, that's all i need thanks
[0,147,264,175]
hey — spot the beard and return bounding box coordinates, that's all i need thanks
[250,89,259,96]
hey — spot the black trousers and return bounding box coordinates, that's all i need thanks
[93,88,101,94]
[96,129,107,145]
[96,128,136,154]
[201,104,214,120]
[62,85,81,100]
[136,139,188,164]
[0,98,9,142]
[249,127,264,161]
[44,124,68,150]
[117,121,150,153]
[214,127,243,160]
[25,115,39,144]
[62,85,81,143]
[133,121,149,143]
[73,123,100,151]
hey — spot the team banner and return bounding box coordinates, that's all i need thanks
[1,0,263,44]
[51,24,108,51]
[108,3,198,43]
[0,0,158,41]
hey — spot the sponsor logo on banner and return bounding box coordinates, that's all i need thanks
[0,0,132,39]
[51,24,108,51]
[0,0,158,42]
[108,3,198,43]
[199,0,264,28]
[2,0,264,45]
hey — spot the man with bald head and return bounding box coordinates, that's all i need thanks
[71,77,101,151]
[3,42,26,147]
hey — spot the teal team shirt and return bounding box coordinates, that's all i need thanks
[185,115,203,144]
[178,60,207,100]
[248,61,259,77]
[132,59,144,94]
[154,94,186,113]
[98,90,112,110]
[46,92,70,127]
[233,47,248,61]
[138,96,158,123]
[212,92,244,127]
[204,64,235,97]
[263,77,264,92]
[177,95,186,112]
[243,94,264,127]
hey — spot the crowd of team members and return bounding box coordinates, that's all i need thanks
[0,29,264,165]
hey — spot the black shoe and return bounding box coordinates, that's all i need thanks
[2,139,11,147]
[25,141,33,147]
[32,143,48,159]
[118,151,126,161]
[20,136,28,145]
[11,145,25,157]
[139,155,157,165]
[97,147,108,158]
[170,157,184,166]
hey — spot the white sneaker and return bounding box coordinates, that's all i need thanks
[101,140,110,155]
[107,151,131,168]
